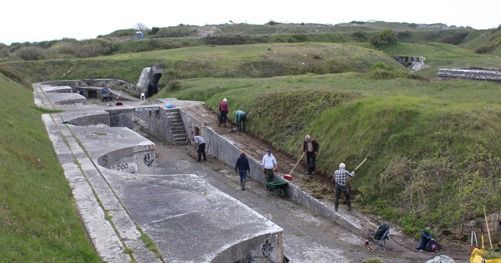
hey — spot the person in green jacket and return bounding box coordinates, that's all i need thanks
[234,110,247,132]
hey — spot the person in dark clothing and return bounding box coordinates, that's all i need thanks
[303,135,320,174]
[416,227,433,251]
[218,98,229,127]
[235,152,251,190]
[192,135,207,161]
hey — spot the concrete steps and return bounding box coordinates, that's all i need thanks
[165,110,188,145]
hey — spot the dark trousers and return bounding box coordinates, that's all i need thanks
[335,184,351,210]
[197,143,207,161]
[306,151,316,174]
[239,171,247,189]
[237,117,246,132]
[264,169,274,182]
[219,111,228,125]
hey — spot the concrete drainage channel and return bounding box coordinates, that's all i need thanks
[35,82,286,263]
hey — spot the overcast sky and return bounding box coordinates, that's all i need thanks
[1,0,500,44]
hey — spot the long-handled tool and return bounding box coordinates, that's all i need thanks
[354,157,368,171]
[283,152,305,181]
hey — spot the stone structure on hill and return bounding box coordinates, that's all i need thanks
[394,55,426,71]
[136,63,164,98]
[437,68,501,82]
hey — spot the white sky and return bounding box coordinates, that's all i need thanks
[1,0,500,44]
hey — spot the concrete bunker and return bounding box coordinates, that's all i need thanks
[35,82,285,262]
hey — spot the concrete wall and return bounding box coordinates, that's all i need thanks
[438,68,501,82]
[134,107,170,142]
[107,109,134,129]
[213,232,283,263]
[98,147,155,174]
[38,79,140,96]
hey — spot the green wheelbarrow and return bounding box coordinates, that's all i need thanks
[266,177,289,198]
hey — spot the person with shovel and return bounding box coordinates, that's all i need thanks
[192,135,207,162]
[303,135,319,175]
[332,162,355,212]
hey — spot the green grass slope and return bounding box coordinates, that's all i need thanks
[0,74,99,262]
[2,43,403,85]
[461,26,501,55]
[156,73,501,235]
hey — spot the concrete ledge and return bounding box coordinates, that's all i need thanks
[46,92,86,105]
[61,110,110,126]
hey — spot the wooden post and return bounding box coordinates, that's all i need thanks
[484,207,493,249]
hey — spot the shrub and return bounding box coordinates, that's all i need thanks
[352,31,368,41]
[441,31,469,45]
[14,46,47,60]
[56,38,113,58]
[150,27,160,35]
[266,20,281,26]
[475,45,496,54]
[366,62,407,79]
[370,29,398,46]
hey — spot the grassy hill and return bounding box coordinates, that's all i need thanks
[2,43,403,84]
[0,73,99,262]
[155,73,501,234]
[461,26,501,55]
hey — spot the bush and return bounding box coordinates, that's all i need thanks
[370,29,398,46]
[150,27,160,35]
[441,31,469,45]
[56,38,113,58]
[352,31,368,41]
[366,62,407,79]
[205,35,254,45]
[14,46,47,60]
[475,45,496,54]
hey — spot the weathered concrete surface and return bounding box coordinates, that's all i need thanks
[438,68,501,81]
[38,78,140,98]
[61,110,110,126]
[35,84,285,263]
[146,141,435,263]
[46,92,86,105]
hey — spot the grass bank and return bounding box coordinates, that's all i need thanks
[2,42,403,85]
[156,73,501,236]
[0,74,99,262]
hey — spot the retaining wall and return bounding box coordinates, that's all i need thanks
[438,68,501,82]
[134,107,176,143]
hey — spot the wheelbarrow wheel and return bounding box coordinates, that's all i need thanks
[277,188,286,197]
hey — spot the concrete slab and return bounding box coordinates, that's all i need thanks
[46,92,86,105]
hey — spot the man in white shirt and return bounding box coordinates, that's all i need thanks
[192,135,207,161]
[261,150,277,182]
